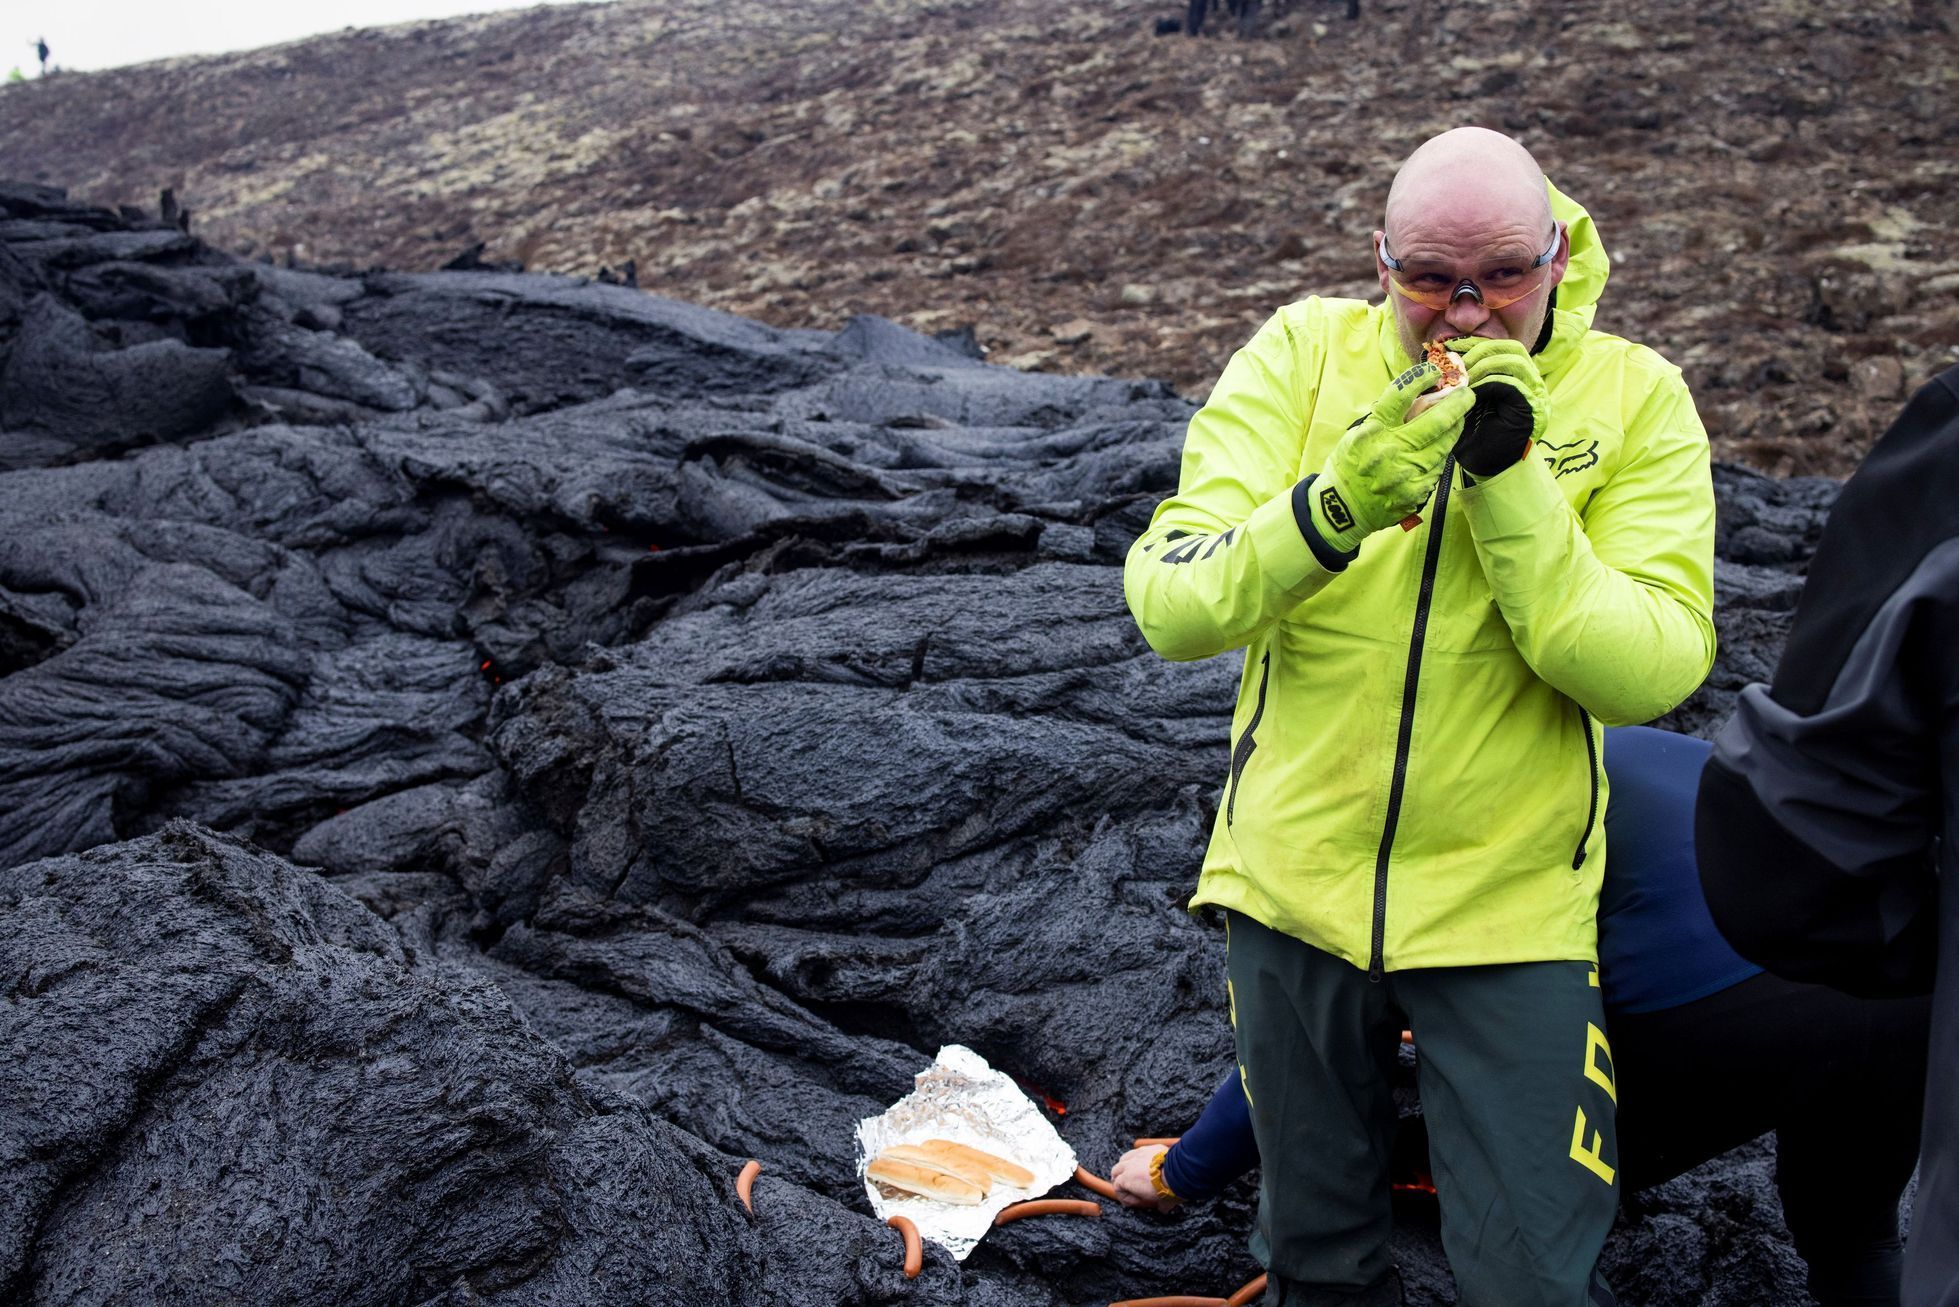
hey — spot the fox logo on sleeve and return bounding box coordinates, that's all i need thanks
[1540,437,1600,478]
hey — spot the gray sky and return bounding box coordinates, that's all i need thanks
[16,1,592,74]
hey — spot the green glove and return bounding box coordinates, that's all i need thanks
[1453,338,1550,477]
[1306,357,1475,554]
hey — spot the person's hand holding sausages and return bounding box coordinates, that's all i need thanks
[1110,1145,1180,1212]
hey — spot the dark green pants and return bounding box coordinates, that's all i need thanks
[1225,910,1620,1307]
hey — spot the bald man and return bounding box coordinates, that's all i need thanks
[1124,128,1716,1305]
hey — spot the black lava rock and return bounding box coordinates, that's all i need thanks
[0,179,1857,1305]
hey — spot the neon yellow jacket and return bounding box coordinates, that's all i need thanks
[1124,188,1716,972]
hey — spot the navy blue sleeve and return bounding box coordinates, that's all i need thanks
[1159,1068,1259,1201]
[1598,726,1761,1013]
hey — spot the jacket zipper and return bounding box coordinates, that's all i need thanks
[1369,456,1456,981]
[1572,705,1599,869]
[1226,651,1271,827]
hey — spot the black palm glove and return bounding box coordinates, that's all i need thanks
[1456,381,1536,478]
[1454,338,1549,479]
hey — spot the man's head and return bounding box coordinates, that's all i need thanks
[1376,127,1568,363]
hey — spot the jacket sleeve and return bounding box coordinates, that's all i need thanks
[1158,1067,1259,1203]
[1695,749,1939,999]
[1124,307,1347,663]
[1694,368,1959,997]
[1692,556,1952,996]
[1456,371,1717,725]
[1694,500,1957,998]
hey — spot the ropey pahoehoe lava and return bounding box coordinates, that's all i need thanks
[0,180,1854,1305]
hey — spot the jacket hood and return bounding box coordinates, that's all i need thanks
[1549,179,1609,327]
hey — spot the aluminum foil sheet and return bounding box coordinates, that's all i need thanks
[856,1044,1077,1260]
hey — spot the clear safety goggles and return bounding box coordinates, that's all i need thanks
[1378,226,1562,311]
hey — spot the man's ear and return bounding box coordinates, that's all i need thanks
[1373,230,1392,296]
[1546,221,1571,289]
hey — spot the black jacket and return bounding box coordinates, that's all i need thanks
[1696,363,1959,1306]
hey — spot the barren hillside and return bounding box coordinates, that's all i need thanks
[2,0,1955,474]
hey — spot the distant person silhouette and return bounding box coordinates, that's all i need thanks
[36,37,48,76]
[1183,0,1356,32]
[1186,0,1261,36]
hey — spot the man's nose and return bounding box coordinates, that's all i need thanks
[1444,288,1490,335]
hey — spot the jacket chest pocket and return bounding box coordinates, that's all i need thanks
[1226,651,1271,828]
[1570,701,1600,870]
